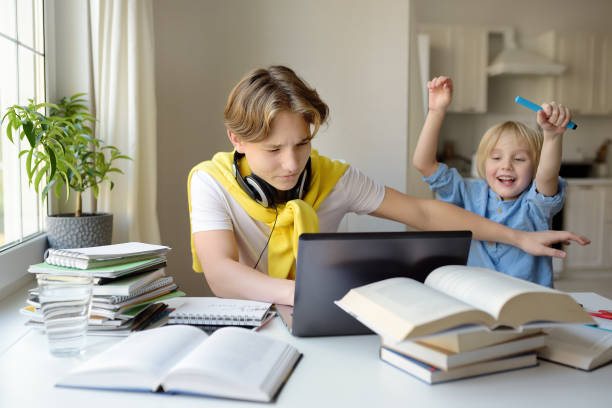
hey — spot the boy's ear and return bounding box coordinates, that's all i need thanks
[227,130,244,153]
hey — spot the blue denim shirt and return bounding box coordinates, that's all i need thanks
[424,163,567,287]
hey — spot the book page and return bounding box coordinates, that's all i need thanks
[541,325,612,370]
[57,325,207,390]
[424,265,556,319]
[336,277,495,341]
[164,327,299,401]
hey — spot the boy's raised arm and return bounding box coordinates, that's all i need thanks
[535,102,571,196]
[412,76,453,178]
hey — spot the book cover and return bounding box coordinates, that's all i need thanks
[91,269,167,296]
[28,257,167,278]
[380,348,538,384]
[382,332,547,371]
[46,242,170,260]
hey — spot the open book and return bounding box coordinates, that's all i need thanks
[335,265,595,342]
[56,325,301,402]
[538,323,612,371]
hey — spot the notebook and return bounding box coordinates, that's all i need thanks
[28,258,167,278]
[165,297,273,327]
[92,269,167,296]
[282,230,472,337]
[44,242,171,269]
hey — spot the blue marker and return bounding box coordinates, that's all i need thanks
[515,96,577,130]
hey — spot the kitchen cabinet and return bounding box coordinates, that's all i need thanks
[537,31,612,115]
[563,180,612,270]
[418,24,488,113]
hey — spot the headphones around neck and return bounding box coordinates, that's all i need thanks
[232,151,311,208]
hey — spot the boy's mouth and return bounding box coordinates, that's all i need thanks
[496,175,516,186]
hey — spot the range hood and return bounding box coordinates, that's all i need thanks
[487,28,565,76]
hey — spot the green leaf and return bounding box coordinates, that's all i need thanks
[25,149,34,180]
[33,163,49,193]
[54,178,63,198]
[59,158,82,184]
[22,121,35,147]
[6,120,14,143]
[45,146,57,180]
[41,179,57,203]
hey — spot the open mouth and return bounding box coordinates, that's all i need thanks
[497,175,516,186]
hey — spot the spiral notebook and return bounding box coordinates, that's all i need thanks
[44,242,171,269]
[165,297,272,327]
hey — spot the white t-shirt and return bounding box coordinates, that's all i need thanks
[190,165,385,273]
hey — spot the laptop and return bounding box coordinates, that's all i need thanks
[277,230,472,337]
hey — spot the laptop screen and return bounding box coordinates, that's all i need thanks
[290,230,471,337]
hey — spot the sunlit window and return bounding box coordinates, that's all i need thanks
[0,0,46,250]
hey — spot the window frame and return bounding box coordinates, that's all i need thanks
[0,0,50,298]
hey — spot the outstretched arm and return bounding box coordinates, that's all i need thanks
[535,102,571,196]
[193,230,295,305]
[371,187,590,258]
[412,76,453,178]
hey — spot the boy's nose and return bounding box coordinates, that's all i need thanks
[282,151,300,173]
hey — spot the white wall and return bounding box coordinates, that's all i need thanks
[154,0,413,295]
[45,0,94,215]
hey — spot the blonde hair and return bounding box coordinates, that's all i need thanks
[475,121,543,179]
[224,66,329,142]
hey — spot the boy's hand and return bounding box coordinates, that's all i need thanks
[428,76,453,112]
[537,102,571,137]
[516,230,590,259]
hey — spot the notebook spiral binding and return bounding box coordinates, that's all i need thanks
[171,313,258,326]
[108,277,174,303]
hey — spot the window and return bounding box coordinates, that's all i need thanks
[0,0,46,251]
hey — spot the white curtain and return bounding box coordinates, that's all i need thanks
[88,0,161,244]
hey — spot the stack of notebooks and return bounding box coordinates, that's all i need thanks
[335,265,598,384]
[22,242,185,335]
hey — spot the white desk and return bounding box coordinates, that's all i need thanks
[1,287,611,407]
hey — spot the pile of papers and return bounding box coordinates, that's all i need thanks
[22,242,184,335]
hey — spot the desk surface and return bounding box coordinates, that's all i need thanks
[1,315,611,408]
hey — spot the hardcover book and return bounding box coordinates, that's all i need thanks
[56,325,301,402]
[335,265,594,342]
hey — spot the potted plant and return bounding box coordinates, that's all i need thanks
[1,93,130,248]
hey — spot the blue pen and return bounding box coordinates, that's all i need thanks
[514,96,578,130]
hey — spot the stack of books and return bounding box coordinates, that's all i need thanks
[22,242,185,335]
[335,265,596,384]
[379,328,546,384]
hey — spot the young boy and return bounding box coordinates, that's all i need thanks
[189,66,588,304]
[413,76,574,286]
